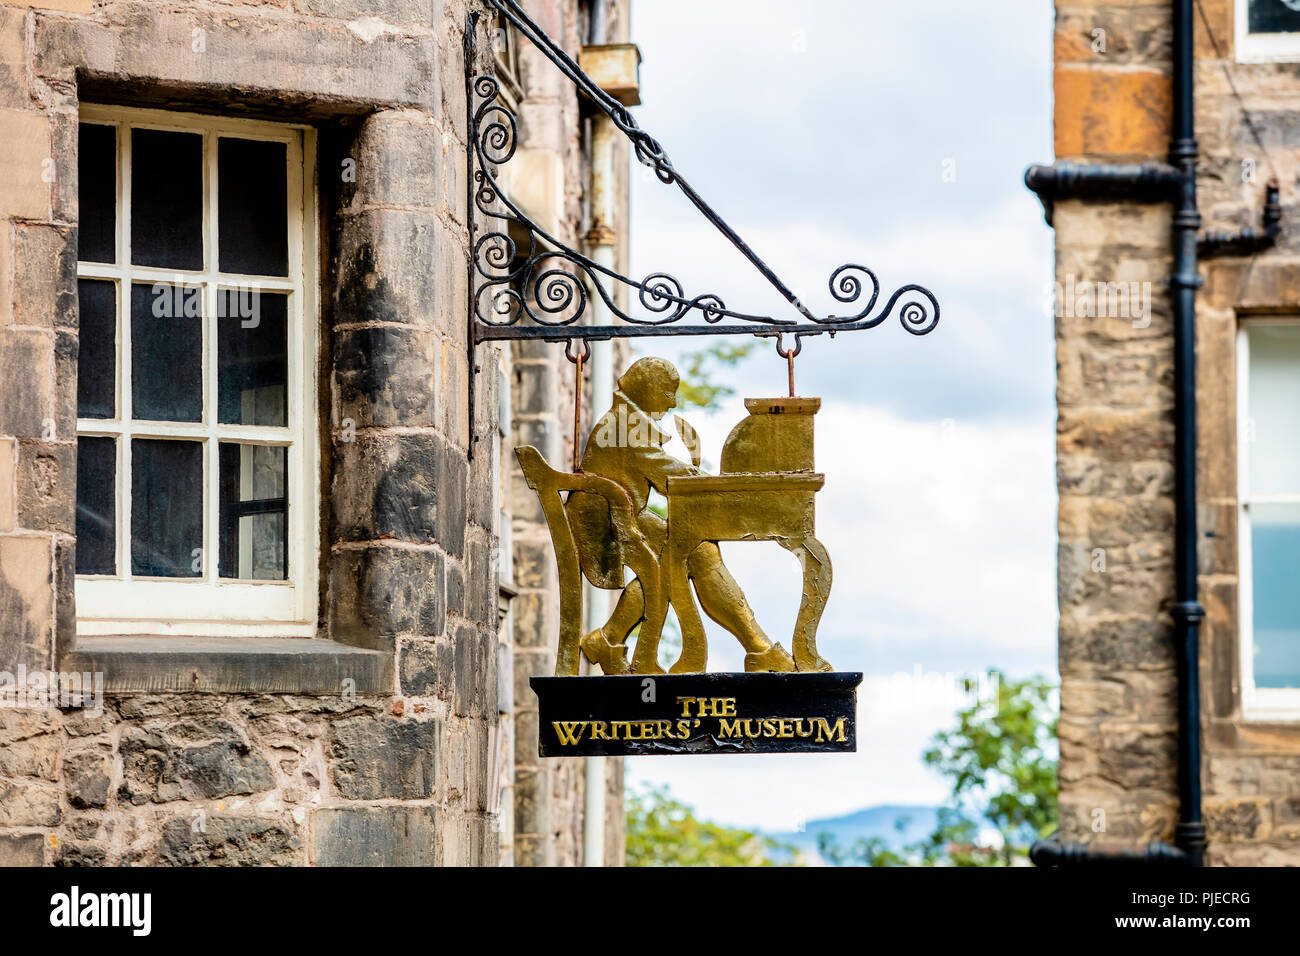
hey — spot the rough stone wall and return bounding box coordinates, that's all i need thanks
[1052,0,1300,864]
[0,0,615,866]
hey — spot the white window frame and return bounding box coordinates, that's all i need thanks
[1235,0,1300,62]
[1236,320,1300,719]
[75,105,320,638]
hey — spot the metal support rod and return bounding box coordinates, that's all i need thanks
[464,11,481,459]
[571,347,585,473]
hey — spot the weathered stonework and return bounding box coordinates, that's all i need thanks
[1051,0,1300,865]
[0,0,626,865]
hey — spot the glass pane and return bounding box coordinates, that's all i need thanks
[1251,502,1300,689]
[1247,325,1300,497]
[130,128,203,270]
[219,443,287,580]
[218,138,288,277]
[218,290,287,426]
[131,282,202,422]
[78,123,116,264]
[1250,1,1300,34]
[131,439,203,578]
[75,437,116,575]
[77,279,116,419]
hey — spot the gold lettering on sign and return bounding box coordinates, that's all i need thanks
[549,700,849,747]
[814,717,847,743]
[552,721,586,745]
[676,696,738,717]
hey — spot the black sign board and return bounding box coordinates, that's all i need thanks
[531,672,862,757]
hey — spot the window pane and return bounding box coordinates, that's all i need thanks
[77,279,116,419]
[130,128,203,270]
[1251,502,1300,688]
[78,123,116,264]
[218,290,287,426]
[1247,326,1300,497]
[219,443,287,580]
[131,439,203,578]
[1250,1,1300,34]
[131,282,202,422]
[75,437,116,575]
[218,138,288,277]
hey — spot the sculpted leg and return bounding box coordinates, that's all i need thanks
[687,543,794,672]
[581,579,644,675]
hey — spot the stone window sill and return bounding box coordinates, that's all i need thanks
[63,637,392,695]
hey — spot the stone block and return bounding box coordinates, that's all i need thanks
[1059,611,1174,674]
[0,109,48,220]
[0,534,53,672]
[328,714,441,799]
[157,815,301,866]
[398,636,454,700]
[36,10,433,110]
[349,108,439,207]
[17,441,74,535]
[12,224,75,329]
[1205,797,1271,843]
[63,750,111,809]
[0,779,59,826]
[513,767,551,838]
[0,9,29,111]
[466,535,497,625]
[332,325,440,429]
[331,431,441,543]
[312,806,439,866]
[511,590,552,649]
[331,545,446,644]
[55,842,107,866]
[333,208,439,328]
[1097,722,1177,791]
[0,832,44,866]
[1054,68,1171,159]
[118,719,275,804]
[0,329,53,438]
[454,623,496,719]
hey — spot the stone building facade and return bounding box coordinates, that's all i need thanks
[1048,0,1300,865]
[0,0,630,866]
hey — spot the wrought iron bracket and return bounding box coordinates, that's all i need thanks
[464,0,940,452]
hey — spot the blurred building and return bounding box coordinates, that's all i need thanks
[1038,0,1300,865]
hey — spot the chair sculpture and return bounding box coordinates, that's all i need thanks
[515,446,668,676]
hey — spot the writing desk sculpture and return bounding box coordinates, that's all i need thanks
[516,357,831,676]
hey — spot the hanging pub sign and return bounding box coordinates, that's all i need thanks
[464,1,940,757]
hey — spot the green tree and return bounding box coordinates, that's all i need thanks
[625,783,793,866]
[673,341,756,412]
[820,672,1058,867]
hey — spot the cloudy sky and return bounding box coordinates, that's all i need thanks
[620,0,1057,830]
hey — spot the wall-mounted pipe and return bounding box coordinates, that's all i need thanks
[1200,180,1282,258]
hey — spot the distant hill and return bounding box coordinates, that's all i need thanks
[767,805,938,865]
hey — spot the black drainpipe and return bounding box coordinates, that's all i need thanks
[1026,0,1280,868]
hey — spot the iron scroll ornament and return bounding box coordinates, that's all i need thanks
[464,1,940,343]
